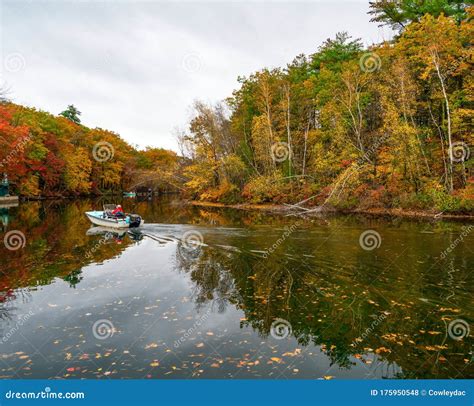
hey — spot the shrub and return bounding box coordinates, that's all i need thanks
[241,173,285,203]
[200,180,240,203]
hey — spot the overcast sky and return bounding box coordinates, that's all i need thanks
[0,0,393,151]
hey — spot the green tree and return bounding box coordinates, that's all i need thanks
[60,104,81,124]
[369,0,468,30]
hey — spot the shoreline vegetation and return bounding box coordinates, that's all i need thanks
[189,200,474,220]
[0,2,472,218]
[11,195,474,220]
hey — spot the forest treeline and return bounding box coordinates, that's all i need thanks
[0,103,180,197]
[0,1,472,213]
[180,2,473,213]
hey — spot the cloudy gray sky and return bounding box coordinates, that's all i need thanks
[0,0,393,151]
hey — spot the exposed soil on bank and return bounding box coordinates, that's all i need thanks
[189,200,474,220]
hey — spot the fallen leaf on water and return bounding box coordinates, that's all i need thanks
[270,357,282,363]
[282,349,302,357]
[439,307,460,313]
[424,345,448,351]
[150,361,159,367]
[196,343,204,348]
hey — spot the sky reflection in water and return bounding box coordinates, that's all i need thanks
[0,199,473,379]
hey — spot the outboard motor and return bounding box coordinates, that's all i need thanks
[128,214,142,228]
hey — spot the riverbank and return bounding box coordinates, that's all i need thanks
[189,201,474,220]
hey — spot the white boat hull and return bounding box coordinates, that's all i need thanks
[85,211,144,229]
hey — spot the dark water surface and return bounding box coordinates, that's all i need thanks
[0,198,473,379]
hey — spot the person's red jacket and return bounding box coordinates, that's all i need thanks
[112,206,124,215]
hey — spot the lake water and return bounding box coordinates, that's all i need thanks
[0,198,473,379]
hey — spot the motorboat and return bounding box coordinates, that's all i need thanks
[85,204,144,229]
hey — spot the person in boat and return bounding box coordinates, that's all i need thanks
[111,205,125,218]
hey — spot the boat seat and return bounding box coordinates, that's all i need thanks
[103,204,117,218]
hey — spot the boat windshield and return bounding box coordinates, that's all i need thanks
[103,204,117,217]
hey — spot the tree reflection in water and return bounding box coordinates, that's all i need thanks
[0,198,472,379]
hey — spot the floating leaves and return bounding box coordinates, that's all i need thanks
[1,212,472,382]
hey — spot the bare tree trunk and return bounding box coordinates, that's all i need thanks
[261,80,275,171]
[428,104,449,190]
[283,84,292,177]
[341,74,365,155]
[302,116,310,176]
[432,50,453,192]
